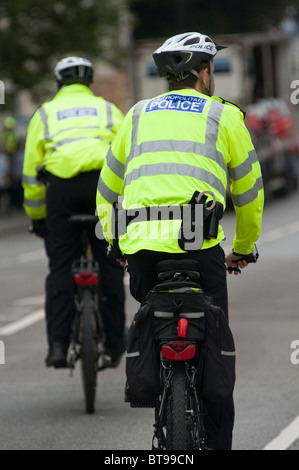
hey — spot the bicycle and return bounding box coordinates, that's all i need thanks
[30,167,113,414]
[126,247,259,450]
[150,258,208,450]
[68,214,113,414]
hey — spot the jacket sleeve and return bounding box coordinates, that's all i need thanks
[110,102,125,135]
[96,109,131,244]
[22,108,47,219]
[227,110,264,254]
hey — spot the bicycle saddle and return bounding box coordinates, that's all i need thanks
[156,259,201,281]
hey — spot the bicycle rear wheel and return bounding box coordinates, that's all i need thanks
[80,289,99,414]
[166,362,189,450]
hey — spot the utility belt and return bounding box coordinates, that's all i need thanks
[109,191,223,259]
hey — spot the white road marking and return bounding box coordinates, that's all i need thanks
[259,220,299,244]
[263,414,299,450]
[0,309,44,336]
[13,295,44,306]
[0,249,45,268]
[18,249,45,263]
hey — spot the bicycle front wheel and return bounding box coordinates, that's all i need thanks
[80,289,99,414]
[166,362,189,450]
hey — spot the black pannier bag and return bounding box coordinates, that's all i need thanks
[125,280,206,407]
[125,301,159,407]
[125,278,236,406]
[201,300,236,402]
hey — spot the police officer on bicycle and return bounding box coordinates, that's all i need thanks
[22,57,127,369]
[96,33,264,449]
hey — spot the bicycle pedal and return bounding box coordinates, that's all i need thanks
[98,353,112,370]
[68,349,79,374]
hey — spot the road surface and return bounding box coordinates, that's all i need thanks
[0,190,299,450]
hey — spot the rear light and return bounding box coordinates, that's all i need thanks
[162,341,196,361]
[74,272,98,286]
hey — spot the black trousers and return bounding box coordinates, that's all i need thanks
[126,245,234,450]
[44,171,126,349]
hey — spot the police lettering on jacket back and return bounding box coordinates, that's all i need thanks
[145,94,208,114]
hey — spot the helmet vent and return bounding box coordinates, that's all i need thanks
[184,37,200,46]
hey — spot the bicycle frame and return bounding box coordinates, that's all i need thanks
[67,214,112,414]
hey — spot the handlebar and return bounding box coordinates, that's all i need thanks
[227,244,259,274]
[233,244,259,263]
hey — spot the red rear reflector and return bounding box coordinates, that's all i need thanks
[74,272,98,286]
[162,342,196,361]
[178,318,188,337]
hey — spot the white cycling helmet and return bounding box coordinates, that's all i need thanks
[153,32,225,81]
[54,56,93,87]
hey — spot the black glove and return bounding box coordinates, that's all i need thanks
[233,244,259,263]
[29,219,47,238]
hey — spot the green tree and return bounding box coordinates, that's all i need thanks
[0,0,127,102]
[129,0,291,39]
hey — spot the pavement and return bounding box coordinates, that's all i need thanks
[0,210,29,236]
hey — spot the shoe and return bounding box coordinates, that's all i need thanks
[104,346,124,368]
[45,341,68,368]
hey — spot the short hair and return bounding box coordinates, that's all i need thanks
[168,61,210,91]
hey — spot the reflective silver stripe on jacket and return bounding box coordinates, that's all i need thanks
[124,98,227,199]
[23,198,46,208]
[125,163,226,199]
[97,176,120,204]
[39,107,51,141]
[105,101,113,129]
[106,147,125,180]
[228,149,259,181]
[22,175,43,186]
[38,100,113,142]
[231,176,263,207]
[50,135,103,154]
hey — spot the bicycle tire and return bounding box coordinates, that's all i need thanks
[80,288,98,414]
[166,362,189,450]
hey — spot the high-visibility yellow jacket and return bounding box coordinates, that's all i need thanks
[96,89,264,255]
[22,84,124,220]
